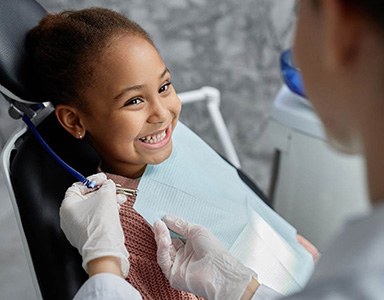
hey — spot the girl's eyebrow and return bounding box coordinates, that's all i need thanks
[114,67,170,100]
[161,67,170,78]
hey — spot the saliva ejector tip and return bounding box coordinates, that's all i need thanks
[84,179,97,189]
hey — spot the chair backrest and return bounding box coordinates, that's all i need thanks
[0,0,100,299]
[0,0,45,101]
[9,112,100,300]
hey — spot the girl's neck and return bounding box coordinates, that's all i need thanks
[100,162,146,179]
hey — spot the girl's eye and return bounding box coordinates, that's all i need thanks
[159,82,172,93]
[124,97,143,106]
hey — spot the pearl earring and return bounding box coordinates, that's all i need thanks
[78,132,83,140]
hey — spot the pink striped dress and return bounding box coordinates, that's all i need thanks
[105,172,204,300]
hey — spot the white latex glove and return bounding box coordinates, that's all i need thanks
[60,173,129,277]
[154,215,257,300]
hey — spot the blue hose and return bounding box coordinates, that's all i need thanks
[22,115,96,188]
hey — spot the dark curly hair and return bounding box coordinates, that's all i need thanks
[26,7,154,109]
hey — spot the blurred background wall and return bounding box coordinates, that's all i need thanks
[0,0,295,298]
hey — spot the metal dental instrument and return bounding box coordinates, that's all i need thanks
[115,184,137,197]
[168,227,187,244]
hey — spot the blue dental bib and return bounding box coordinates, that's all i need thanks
[134,122,314,295]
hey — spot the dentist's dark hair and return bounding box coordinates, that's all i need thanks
[312,0,384,30]
[26,7,155,109]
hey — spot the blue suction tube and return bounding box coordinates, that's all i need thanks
[22,114,96,189]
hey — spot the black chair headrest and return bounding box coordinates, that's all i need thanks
[11,112,100,299]
[0,0,47,102]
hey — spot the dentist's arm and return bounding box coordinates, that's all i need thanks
[153,216,282,300]
[60,173,142,300]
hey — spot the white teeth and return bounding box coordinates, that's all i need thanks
[139,130,166,144]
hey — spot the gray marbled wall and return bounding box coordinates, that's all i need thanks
[38,0,296,192]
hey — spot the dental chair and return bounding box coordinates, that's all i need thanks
[0,0,269,299]
[0,1,97,299]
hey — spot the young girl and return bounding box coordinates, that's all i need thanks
[27,7,317,300]
[27,7,198,300]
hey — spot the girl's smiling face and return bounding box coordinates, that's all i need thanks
[60,35,181,178]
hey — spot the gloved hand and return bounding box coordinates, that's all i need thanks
[60,173,129,278]
[154,215,258,300]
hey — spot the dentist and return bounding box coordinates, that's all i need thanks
[60,0,384,299]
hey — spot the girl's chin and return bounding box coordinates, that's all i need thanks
[144,144,173,165]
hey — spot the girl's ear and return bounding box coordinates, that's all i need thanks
[55,104,86,139]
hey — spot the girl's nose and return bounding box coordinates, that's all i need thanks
[147,97,168,124]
